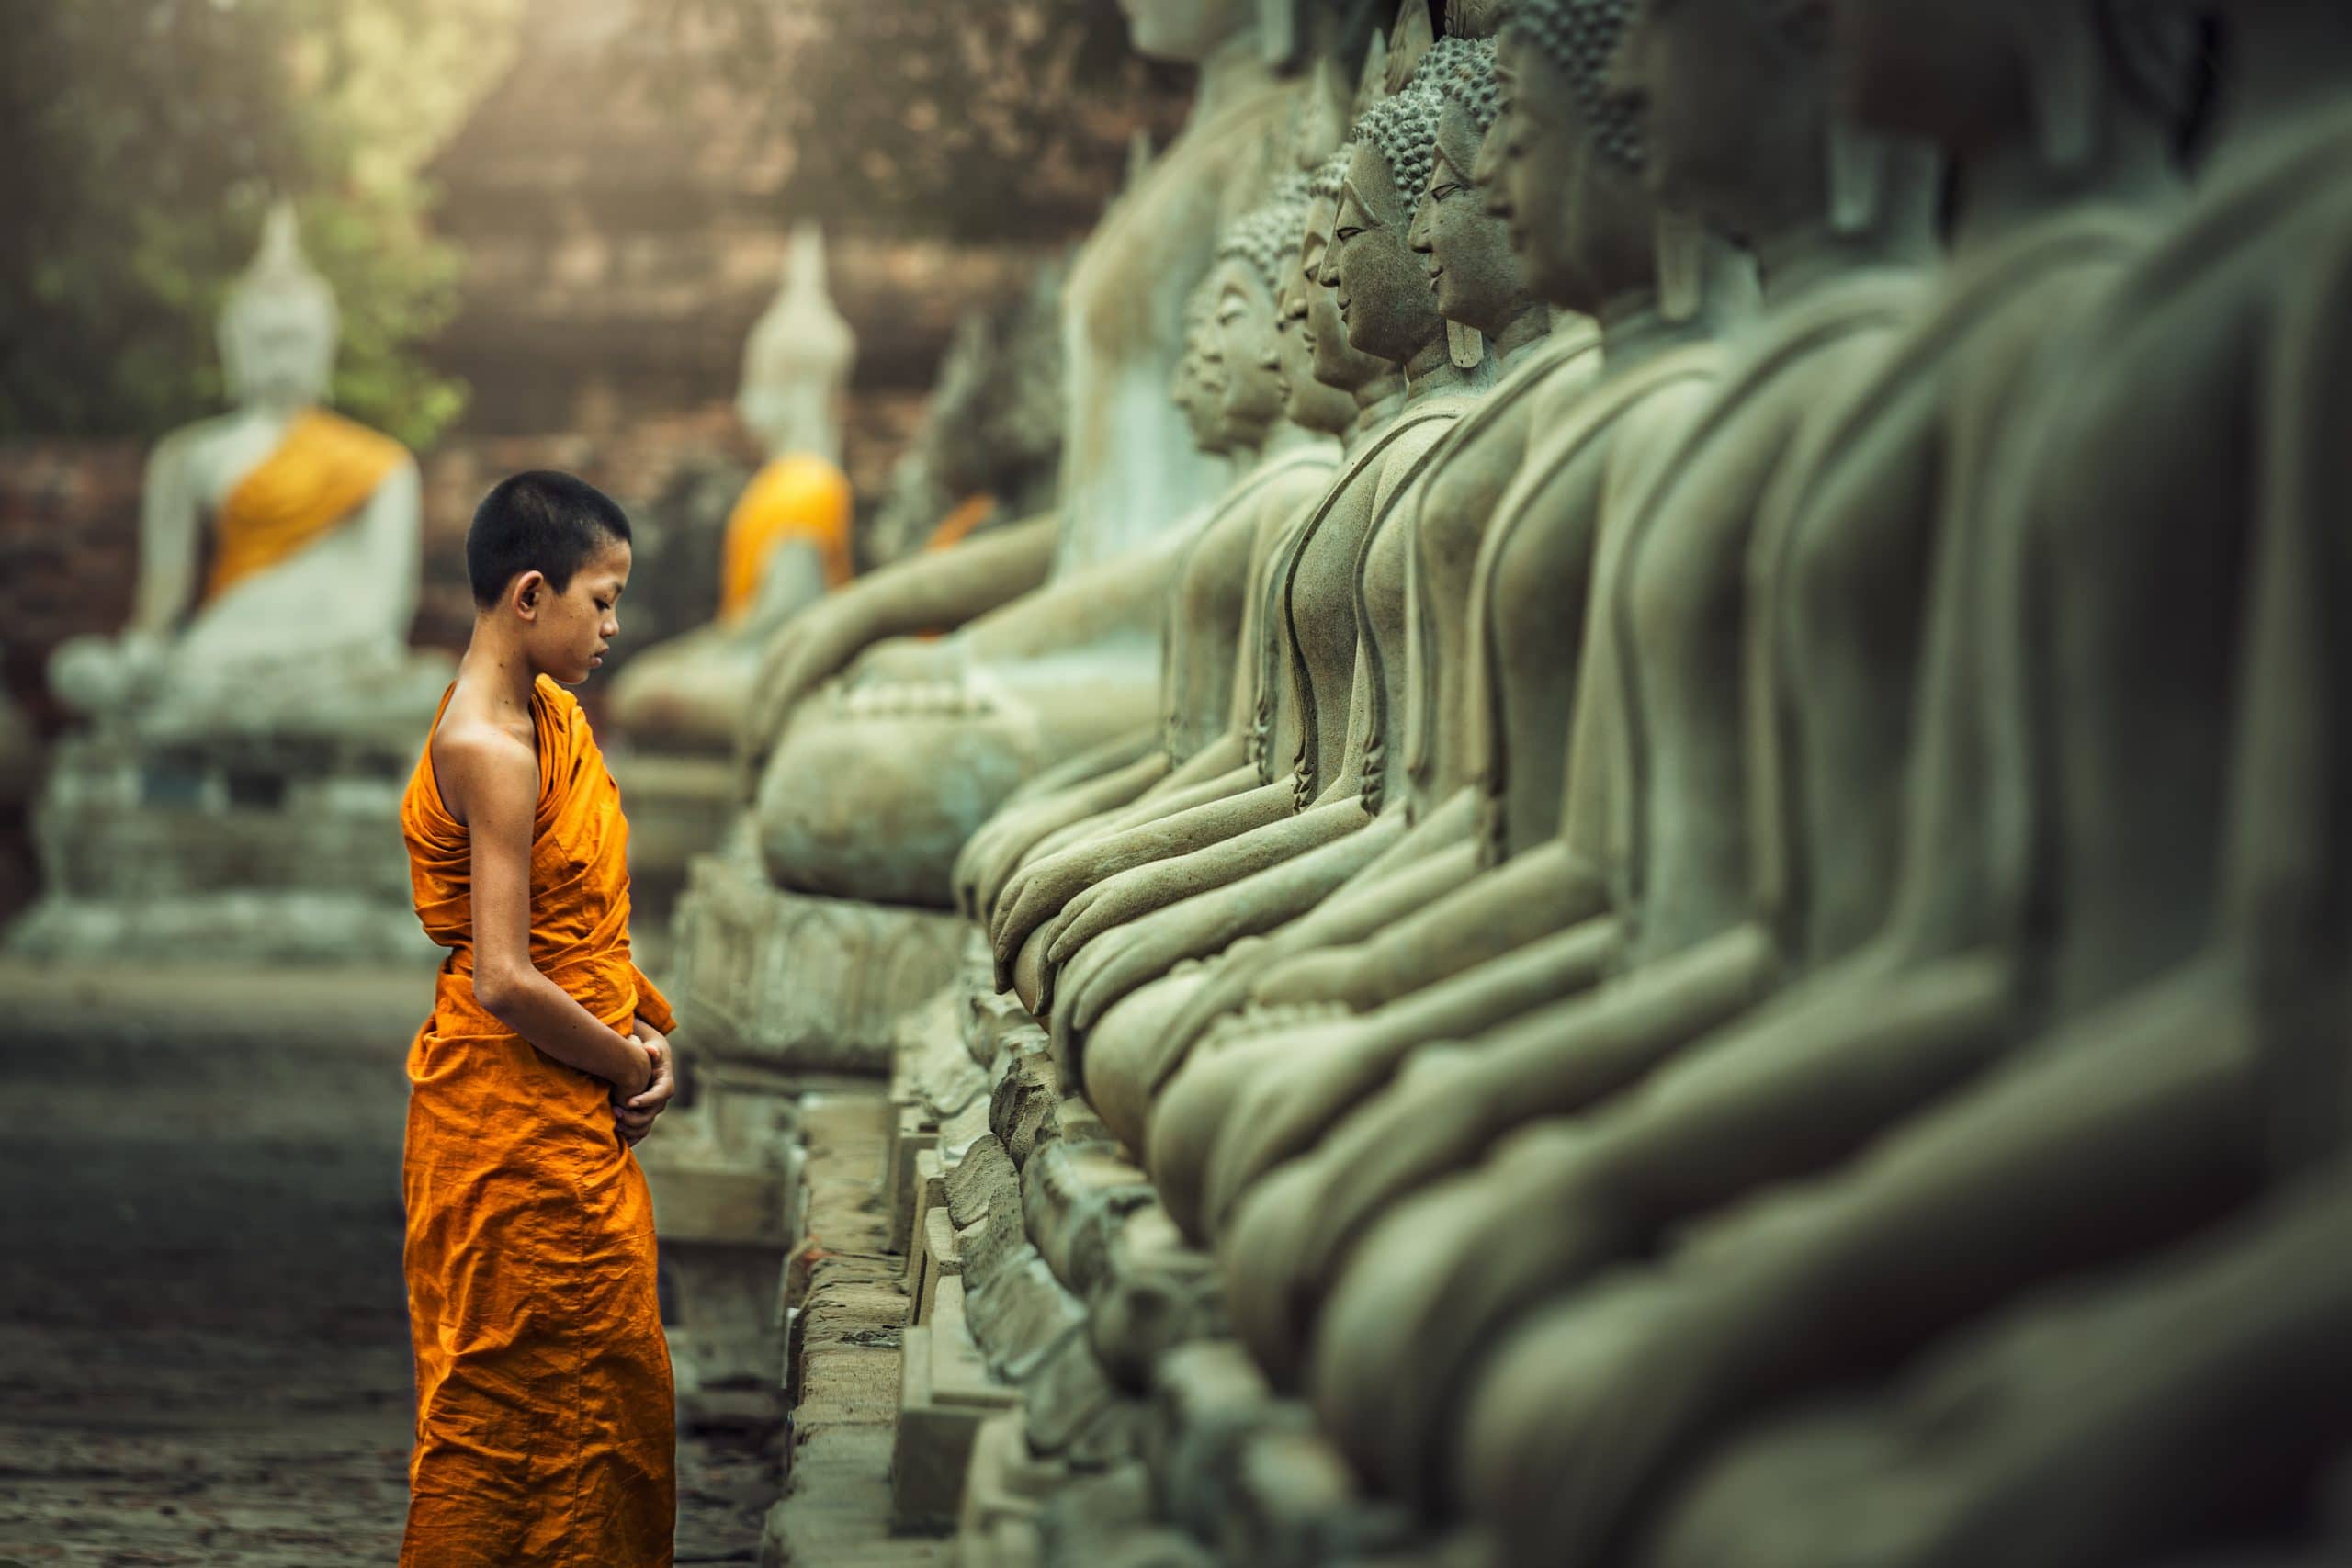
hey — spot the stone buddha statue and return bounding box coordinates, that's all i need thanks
[1424,3,2352,1559]
[1273,0,2216,1498]
[1169,0,1942,1275]
[998,64,1511,1134]
[48,202,431,731]
[736,0,1318,909]
[955,196,1350,932]
[1287,0,2210,1500]
[13,202,446,961]
[980,142,1423,1010]
[610,224,856,753]
[1137,3,1770,1240]
[1085,22,1768,1179]
[1637,44,2352,1540]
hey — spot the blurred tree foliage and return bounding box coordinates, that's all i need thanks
[638,0,1192,240]
[0,0,522,447]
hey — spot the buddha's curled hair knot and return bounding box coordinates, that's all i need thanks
[1216,174,1316,295]
[1355,85,1443,206]
[1509,0,1645,170]
[1425,35,1503,134]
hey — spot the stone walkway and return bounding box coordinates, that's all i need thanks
[0,960,774,1566]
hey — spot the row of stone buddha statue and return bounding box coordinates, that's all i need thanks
[734,0,2352,1558]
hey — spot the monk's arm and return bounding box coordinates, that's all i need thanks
[442,725,654,1095]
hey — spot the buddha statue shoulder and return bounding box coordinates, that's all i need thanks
[50,202,431,731]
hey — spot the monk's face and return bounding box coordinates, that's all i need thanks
[526,537,631,685]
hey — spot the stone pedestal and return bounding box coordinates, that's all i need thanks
[8,720,435,964]
[671,822,971,1077]
[607,749,736,944]
[656,825,974,1428]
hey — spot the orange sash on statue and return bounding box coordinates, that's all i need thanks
[718,452,854,621]
[398,676,677,1565]
[922,491,998,553]
[203,408,407,604]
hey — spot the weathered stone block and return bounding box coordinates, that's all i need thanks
[671,829,969,1075]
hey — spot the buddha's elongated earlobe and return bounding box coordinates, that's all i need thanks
[1826,118,1892,235]
[1448,319,1487,369]
[1657,209,1704,322]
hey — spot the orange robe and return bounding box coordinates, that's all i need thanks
[717,451,854,621]
[205,408,407,603]
[398,675,678,1567]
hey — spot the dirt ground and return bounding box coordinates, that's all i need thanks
[0,959,774,1566]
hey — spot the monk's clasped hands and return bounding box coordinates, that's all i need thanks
[614,1021,676,1146]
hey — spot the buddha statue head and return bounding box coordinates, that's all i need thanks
[1325,86,1453,362]
[1211,179,1316,446]
[218,201,338,414]
[1831,0,2205,171]
[1116,0,1254,62]
[737,223,856,465]
[1267,176,1362,434]
[1300,147,1399,397]
[1173,278,1238,456]
[1617,0,1842,242]
[1408,34,1544,335]
[1487,0,1665,309]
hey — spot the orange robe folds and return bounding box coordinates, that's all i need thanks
[717,451,854,621]
[399,675,678,1567]
[204,408,407,603]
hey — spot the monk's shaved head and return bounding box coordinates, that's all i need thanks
[468,470,632,607]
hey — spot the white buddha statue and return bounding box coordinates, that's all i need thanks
[48,201,434,735]
[610,223,858,752]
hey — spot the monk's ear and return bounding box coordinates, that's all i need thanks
[510,570,548,621]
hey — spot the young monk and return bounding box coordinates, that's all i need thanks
[398,470,681,1564]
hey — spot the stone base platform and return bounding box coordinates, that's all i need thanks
[606,749,736,936]
[671,829,971,1077]
[762,1085,947,1567]
[8,724,433,964]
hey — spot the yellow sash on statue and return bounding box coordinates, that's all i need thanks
[718,453,854,622]
[204,409,408,604]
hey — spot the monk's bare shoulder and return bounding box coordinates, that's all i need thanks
[430,710,537,829]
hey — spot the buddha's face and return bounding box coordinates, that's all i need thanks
[1277,213,1361,432]
[1409,98,1529,334]
[1488,28,1654,310]
[1620,0,1832,231]
[1172,317,1232,455]
[1831,0,2029,150]
[220,294,334,411]
[1299,193,1391,394]
[1324,141,1447,364]
[1211,256,1286,440]
[1117,0,1251,63]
